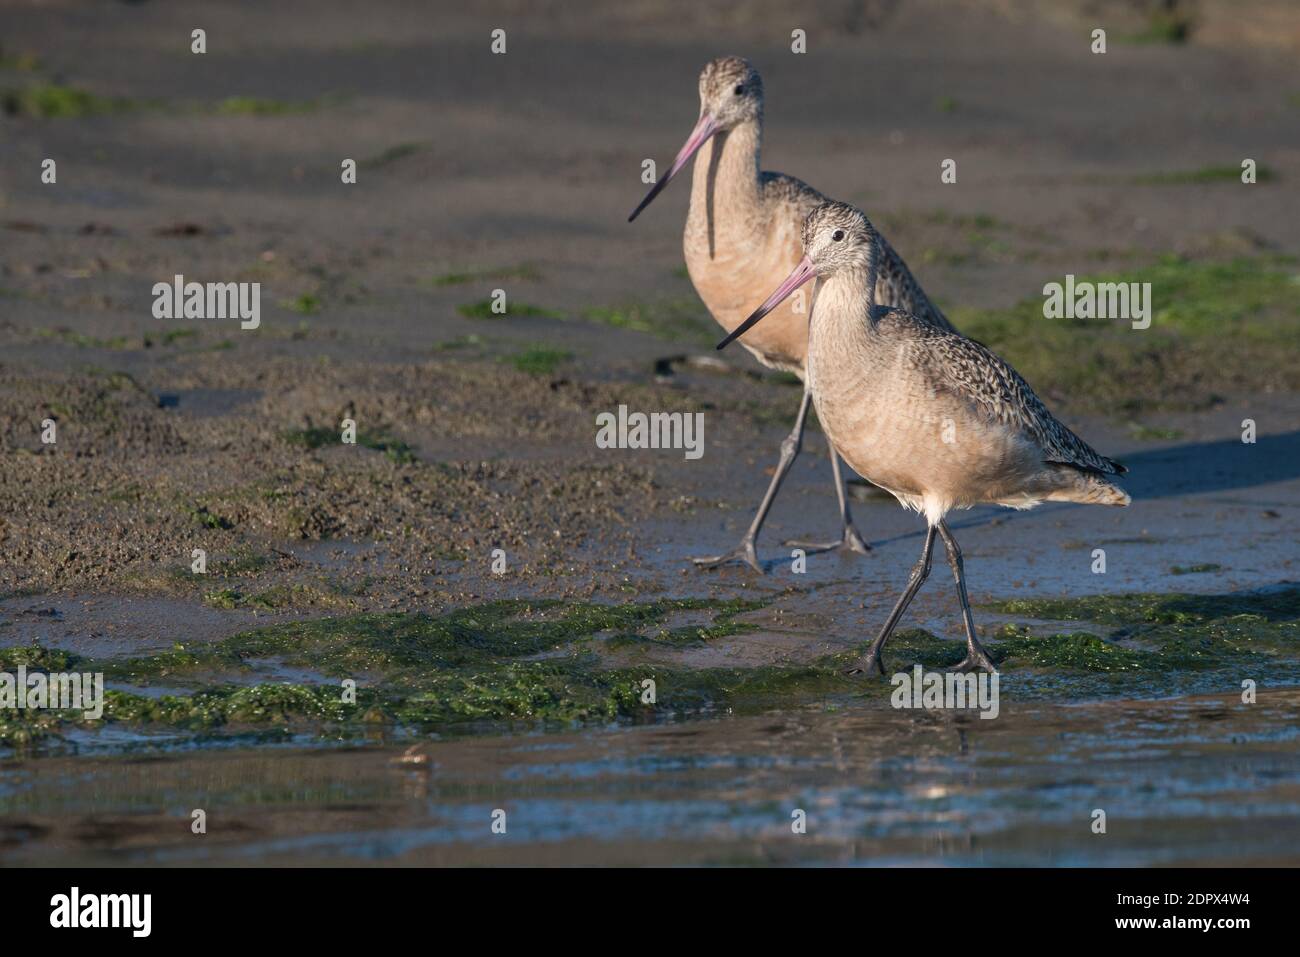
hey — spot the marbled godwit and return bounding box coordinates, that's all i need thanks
[720,202,1130,674]
[629,56,953,573]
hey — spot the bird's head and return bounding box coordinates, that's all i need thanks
[717,202,880,350]
[697,55,764,131]
[627,56,763,222]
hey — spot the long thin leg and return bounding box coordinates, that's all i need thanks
[692,388,813,573]
[846,525,936,676]
[936,520,998,674]
[784,449,871,555]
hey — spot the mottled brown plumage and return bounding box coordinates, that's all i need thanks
[723,201,1131,675]
[629,57,948,572]
[794,203,1127,517]
[895,314,1123,476]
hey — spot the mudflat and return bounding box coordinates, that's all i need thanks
[0,0,1297,865]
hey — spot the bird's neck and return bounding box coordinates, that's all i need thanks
[810,263,880,355]
[688,118,763,240]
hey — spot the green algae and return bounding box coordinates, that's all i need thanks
[1,83,136,118]
[457,300,562,320]
[7,587,1298,752]
[207,597,769,674]
[361,141,425,168]
[598,599,764,649]
[989,587,1300,628]
[950,255,1300,412]
[650,661,861,714]
[143,327,200,348]
[283,426,416,463]
[0,645,76,670]
[199,583,339,611]
[833,586,1300,682]
[97,685,348,727]
[0,47,39,72]
[1133,165,1274,185]
[184,503,233,530]
[870,628,967,669]
[430,264,540,287]
[654,618,756,646]
[507,348,572,376]
[213,550,273,577]
[986,586,1300,674]
[0,708,67,746]
[36,328,134,350]
[1127,422,1184,441]
[580,299,714,345]
[1,598,798,749]
[1120,8,1194,44]
[432,333,486,352]
[214,96,330,116]
[990,626,1150,672]
[202,587,241,610]
[280,293,321,314]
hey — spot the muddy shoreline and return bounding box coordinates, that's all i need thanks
[2,0,1298,865]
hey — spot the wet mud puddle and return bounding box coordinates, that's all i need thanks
[2,586,1298,865]
[0,688,1297,866]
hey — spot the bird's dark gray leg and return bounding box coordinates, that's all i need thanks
[784,449,872,557]
[936,520,998,675]
[692,388,813,574]
[846,525,936,677]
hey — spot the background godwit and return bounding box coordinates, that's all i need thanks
[629,56,953,573]
[721,202,1130,674]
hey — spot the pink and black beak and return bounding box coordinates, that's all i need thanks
[717,256,816,350]
[628,113,719,222]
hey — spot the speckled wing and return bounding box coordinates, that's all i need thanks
[760,170,828,221]
[874,232,954,333]
[892,314,1126,475]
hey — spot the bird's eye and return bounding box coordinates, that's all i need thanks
[831,229,845,242]
[733,84,745,95]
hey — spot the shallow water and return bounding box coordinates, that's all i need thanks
[2,688,1297,866]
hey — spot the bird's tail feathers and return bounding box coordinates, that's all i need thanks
[1047,468,1131,507]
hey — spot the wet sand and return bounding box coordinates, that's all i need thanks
[4,689,1298,866]
[1,1,1299,865]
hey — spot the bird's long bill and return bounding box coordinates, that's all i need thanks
[717,256,816,350]
[627,113,718,222]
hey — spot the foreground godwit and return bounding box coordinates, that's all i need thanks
[720,202,1130,674]
[629,56,953,573]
